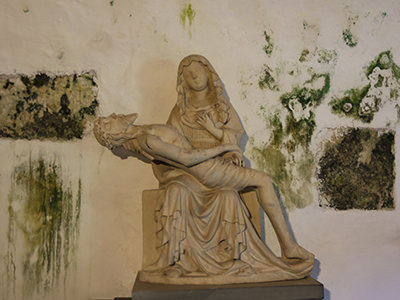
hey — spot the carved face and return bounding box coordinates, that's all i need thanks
[183,61,209,91]
[93,113,138,148]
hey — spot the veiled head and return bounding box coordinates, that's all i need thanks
[176,54,227,114]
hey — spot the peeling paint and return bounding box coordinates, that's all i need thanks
[330,51,400,122]
[0,72,98,140]
[250,73,330,209]
[6,157,81,298]
[318,128,394,210]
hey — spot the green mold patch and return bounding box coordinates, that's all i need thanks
[6,157,81,297]
[342,28,358,47]
[318,128,394,210]
[250,73,330,209]
[250,142,314,209]
[317,49,338,65]
[330,51,400,122]
[263,31,274,56]
[330,85,372,122]
[299,49,311,62]
[365,51,400,78]
[180,3,196,38]
[0,72,98,140]
[258,65,278,91]
[281,74,330,112]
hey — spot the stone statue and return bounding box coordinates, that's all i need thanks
[94,55,314,285]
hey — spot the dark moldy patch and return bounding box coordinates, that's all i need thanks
[342,28,358,47]
[6,157,81,297]
[279,73,330,147]
[281,74,330,109]
[365,51,400,78]
[318,128,394,210]
[258,65,278,91]
[0,72,98,140]
[299,49,311,62]
[263,31,274,56]
[32,73,50,88]
[330,85,372,122]
[330,50,400,122]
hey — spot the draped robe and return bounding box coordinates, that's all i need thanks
[141,99,313,284]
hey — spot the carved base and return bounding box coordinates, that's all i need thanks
[130,276,324,300]
[138,270,309,285]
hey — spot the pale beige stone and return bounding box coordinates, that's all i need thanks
[142,189,263,269]
[93,55,314,284]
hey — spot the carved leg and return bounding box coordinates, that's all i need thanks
[255,175,314,260]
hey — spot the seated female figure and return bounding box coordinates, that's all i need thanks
[94,112,314,284]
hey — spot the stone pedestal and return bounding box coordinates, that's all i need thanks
[129,276,324,300]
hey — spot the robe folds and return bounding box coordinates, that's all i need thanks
[139,100,313,284]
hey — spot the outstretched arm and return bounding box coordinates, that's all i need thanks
[137,134,241,167]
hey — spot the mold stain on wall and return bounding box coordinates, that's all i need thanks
[258,65,278,91]
[318,128,394,210]
[180,3,196,38]
[330,51,400,122]
[257,29,278,91]
[317,49,338,65]
[342,15,359,48]
[299,49,311,63]
[0,72,98,140]
[342,28,358,47]
[6,157,81,298]
[263,30,274,57]
[250,73,330,209]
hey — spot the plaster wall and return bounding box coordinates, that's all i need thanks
[0,1,399,299]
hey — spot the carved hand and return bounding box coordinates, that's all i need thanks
[197,112,215,129]
[222,151,244,167]
[196,112,223,140]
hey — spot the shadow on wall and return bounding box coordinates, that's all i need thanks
[137,58,177,123]
[312,259,331,300]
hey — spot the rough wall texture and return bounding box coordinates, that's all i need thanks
[0,72,98,140]
[318,128,394,210]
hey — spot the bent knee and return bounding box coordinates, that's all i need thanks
[164,182,190,198]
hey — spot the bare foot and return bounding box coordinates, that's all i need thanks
[282,244,314,261]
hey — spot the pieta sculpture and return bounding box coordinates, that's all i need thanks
[94,55,314,285]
